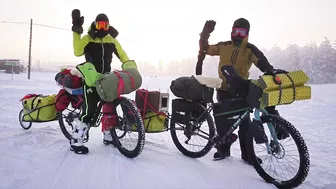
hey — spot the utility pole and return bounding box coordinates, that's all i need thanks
[27,18,33,80]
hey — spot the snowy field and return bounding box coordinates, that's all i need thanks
[1,71,336,189]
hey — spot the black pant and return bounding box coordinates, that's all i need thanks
[80,85,101,124]
[216,90,250,140]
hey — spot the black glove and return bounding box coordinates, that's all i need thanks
[196,64,202,75]
[264,68,289,85]
[199,20,216,51]
[264,68,288,76]
[71,9,84,34]
[201,20,216,37]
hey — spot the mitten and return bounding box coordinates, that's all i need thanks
[71,9,84,34]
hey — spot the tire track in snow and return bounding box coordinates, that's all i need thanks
[0,129,33,140]
[50,149,71,189]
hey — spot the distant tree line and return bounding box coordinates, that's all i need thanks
[30,37,336,84]
[135,37,336,84]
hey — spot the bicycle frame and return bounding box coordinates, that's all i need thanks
[217,106,280,155]
[81,97,128,141]
[197,100,280,154]
[89,101,105,128]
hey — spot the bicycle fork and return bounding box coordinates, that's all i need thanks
[254,109,280,154]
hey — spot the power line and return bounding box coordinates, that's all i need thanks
[0,20,28,25]
[0,20,70,31]
[0,20,139,42]
[33,23,70,31]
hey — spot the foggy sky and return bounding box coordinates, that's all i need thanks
[0,0,335,66]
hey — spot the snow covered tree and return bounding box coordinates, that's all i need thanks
[263,45,283,71]
[280,44,301,71]
[314,37,335,83]
[298,42,318,83]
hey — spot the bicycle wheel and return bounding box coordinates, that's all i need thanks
[19,109,32,130]
[246,114,310,189]
[110,97,145,158]
[170,100,216,158]
[115,116,127,139]
[57,107,82,140]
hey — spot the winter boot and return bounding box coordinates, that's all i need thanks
[213,133,238,161]
[70,118,89,154]
[103,130,115,146]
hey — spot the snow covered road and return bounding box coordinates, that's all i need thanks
[1,72,336,189]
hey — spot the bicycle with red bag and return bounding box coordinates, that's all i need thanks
[54,66,145,159]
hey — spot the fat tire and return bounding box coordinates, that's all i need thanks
[57,112,73,140]
[170,103,216,158]
[110,97,145,158]
[247,114,310,189]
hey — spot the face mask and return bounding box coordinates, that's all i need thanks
[94,29,108,38]
[231,36,243,45]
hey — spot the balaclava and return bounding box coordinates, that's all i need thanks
[231,18,250,45]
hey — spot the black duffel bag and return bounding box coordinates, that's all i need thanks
[170,76,214,103]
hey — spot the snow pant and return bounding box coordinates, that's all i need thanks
[215,90,250,158]
[80,84,102,124]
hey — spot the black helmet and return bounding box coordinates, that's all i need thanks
[95,13,109,23]
[232,18,250,31]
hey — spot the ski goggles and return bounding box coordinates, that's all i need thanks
[95,21,109,31]
[231,28,248,37]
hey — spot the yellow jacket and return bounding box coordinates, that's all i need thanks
[205,36,273,90]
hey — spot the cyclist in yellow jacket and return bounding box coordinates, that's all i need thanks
[70,9,135,154]
[196,18,277,163]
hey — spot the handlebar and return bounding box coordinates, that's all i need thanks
[220,65,288,97]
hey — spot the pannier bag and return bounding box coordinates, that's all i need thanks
[246,70,312,109]
[135,89,169,116]
[212,97,250,136]
[76,61,142,102]
[55,89,83,112]
[101,102,118,132]
[134,89,169,132]
[171,98,207,125]
[20,94,57,122]
[130,111,168,133]
[55,89,71,112]
[170,76,214,103]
